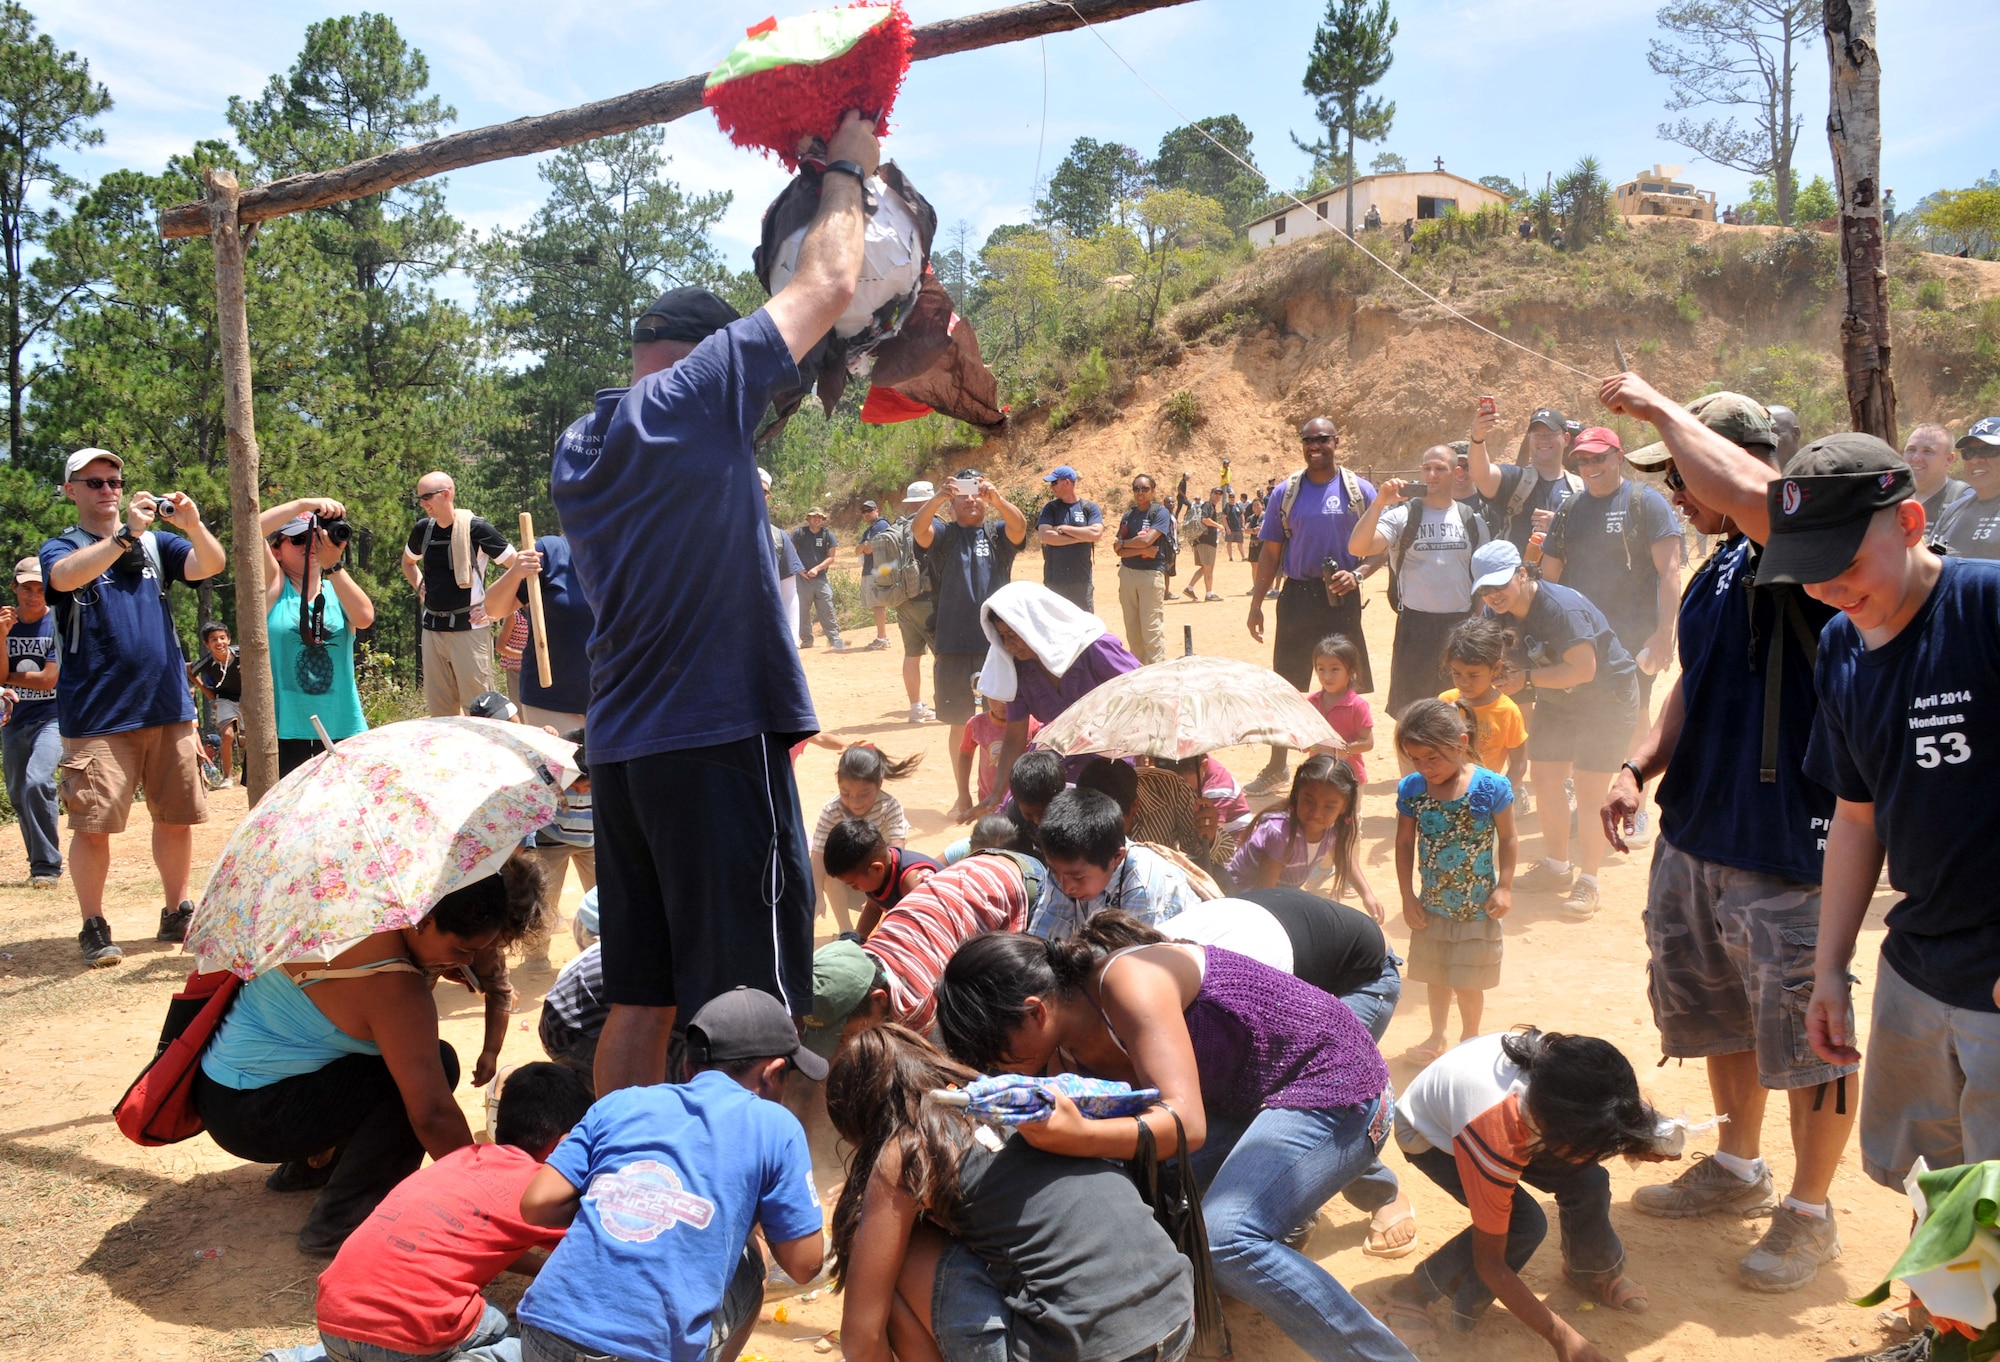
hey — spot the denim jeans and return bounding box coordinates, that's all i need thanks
[930,1239,1195,1362]
[1334,952,1405,1215]
[2,715,61,878]
[520,1242,764,1362]
[1189,1097,1416,1362]
[195,1042,459,1248]
[1405,1141,1624,1330]
[261,1302,518,1362]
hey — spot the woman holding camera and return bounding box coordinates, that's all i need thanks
[261,498,375,776]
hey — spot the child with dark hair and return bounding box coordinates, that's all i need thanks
[1073,754,1139,823]
[827,1025,1195,1362]
[1307,633,1374,783]
[969,809,1039,857]
[821,817,941,937]
[1029,788,1198,940]
[1440,616,1527,793]
[1007,749,1067,825]
[518,989,827,1362]
[192,620,242,783]
[1382,1029,1669,1355]
[1226,755,1381,918]
[263,1062,594,1362]
[810,743,922,932]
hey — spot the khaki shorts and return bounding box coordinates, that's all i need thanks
[1193,541,1217,567]
[1643,836,1853,1090]
[58,722,210,833]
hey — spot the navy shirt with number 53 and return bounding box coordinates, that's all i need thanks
[1805,557,2000,1010]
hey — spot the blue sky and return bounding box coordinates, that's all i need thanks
[32,0,2000,274]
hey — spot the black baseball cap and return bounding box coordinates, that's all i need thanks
[633,287,741,344]
[1756,433,1915,585]
[1528,407,1568,432]
[686,986,828,1081]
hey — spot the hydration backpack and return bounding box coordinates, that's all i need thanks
[869,515,930,609]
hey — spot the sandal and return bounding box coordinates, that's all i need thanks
[1365,1201,1419,1258]
[1405,1041,1447,1066]
[1379,1298,1438,1348]
[1565,1269,1649,1314]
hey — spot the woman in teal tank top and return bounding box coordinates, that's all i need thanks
[260,498,375,778]
[195,854,544,1255]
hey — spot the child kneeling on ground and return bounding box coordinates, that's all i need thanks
[260,1062,594,1362]
[1382,1029,1673,1361]
[516,988,826,1362]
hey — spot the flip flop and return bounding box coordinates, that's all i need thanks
[1405,1041,1447,1065]
[1365,1204,1419,1258]
[1566,1269,1649,1314]
[1379,1298,1438,1348]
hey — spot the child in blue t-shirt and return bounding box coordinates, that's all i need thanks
[517,988,827,1362]
[1395,699,1517,1065]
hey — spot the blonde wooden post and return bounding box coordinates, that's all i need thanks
[519,512,552,689]
[204,168,280,804]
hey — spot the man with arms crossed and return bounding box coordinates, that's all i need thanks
[553,112,882,1095]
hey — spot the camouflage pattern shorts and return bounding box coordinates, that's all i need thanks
[1643,837,1857,1090]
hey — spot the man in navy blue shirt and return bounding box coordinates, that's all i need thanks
[41,448,226,965]
[1748,432,2000,1202]
[551,111,882,1096]
[1035,465,1104,614]
[1596,381,1852,1293]
[790,509,845,650]
[0,556,62,890]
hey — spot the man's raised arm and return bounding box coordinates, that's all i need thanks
[764,113,879,363]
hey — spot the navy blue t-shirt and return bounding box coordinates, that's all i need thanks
[5,611,58,729]
[1037,497,1102,585]
[552,311,815,762]
[1117,504,1177,572]
[40,529,197,738]
[1546,480,1680,648]
[1506,578,1637,712]
[520,533,596,717]
[1805,557,2000,1011]
[930,519,1020,654]
[1656,536,1835,883]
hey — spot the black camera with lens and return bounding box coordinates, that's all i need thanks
[313,514,352,548]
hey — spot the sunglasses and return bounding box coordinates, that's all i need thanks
[71,476,125,490]
[415,489,447,503]
[1302,434,1337,445]
[1963,448,2000,462]
[1573,450,1618,468]
[1663,465,1686,493]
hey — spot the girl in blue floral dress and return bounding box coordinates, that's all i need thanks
[1395,699,1517,1064]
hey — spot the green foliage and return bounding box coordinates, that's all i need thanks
[1038,138,1147,238]
[1913,178,2000,260]
[1478,174,1523,200]
[355,643,425,729]
[1706,342,1843,438]
[1554,156,1614,246]
[1917,278,1950,310]
[1162,388,1204,438]
[1411,204,1513,254]
[1152,116,1265,227]
[1744,171,1837,225]
[1294,0,1397,236]
[1047,347,1111,431]
[761,399,979,523]
[1674,290,1702,322]
[1370,151,1407,175]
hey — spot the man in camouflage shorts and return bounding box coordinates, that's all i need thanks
[1598,383,1856,1294]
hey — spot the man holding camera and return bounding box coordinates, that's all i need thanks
[401,471,518,718]
[41,448,226,965]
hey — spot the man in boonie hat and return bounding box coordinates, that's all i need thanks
[791,506,845,652]
[1596,374,1854,1291]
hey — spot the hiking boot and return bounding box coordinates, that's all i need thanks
[866,637,891,651]
[1562,877,1601,918]
[266,1159,335,1194]
[1632,1153,1775,1219]
[158,900,195,943]
[1244,767,1290,798]
[1516,861,1576,895]
[79,915,123,967]
[1738,1205,1841,1292]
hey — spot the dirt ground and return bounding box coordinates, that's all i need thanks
[0,548,1911,1362]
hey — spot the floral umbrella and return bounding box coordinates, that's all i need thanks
[1031,655,1341,761]
[187,718,578,979]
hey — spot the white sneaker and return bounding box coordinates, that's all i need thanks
[908,703,934,724]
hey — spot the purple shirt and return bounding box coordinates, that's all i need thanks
[1188,947,1388,1116]
[1000,633,1142,726]
[1226,813,1339,889]
[1258,471,1376,580]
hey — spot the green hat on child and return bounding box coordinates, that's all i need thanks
[802,940,879,1059]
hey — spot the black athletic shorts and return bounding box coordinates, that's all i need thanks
[594,734,815,1016]
[1272,577,1373,692]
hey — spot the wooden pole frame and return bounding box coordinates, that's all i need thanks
[203,169,280,803]
[1824,0,1896,444]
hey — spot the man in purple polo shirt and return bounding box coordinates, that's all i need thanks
[969,581,1142,817]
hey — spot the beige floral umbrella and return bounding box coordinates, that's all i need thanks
[1032,655,1342,761]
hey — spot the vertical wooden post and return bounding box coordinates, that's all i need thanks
[1824,0,1897,444]
[204,169,279,803]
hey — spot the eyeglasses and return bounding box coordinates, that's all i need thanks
[1962,448,2000,462]
[1573,450,1618,468]
[71,476,125,490]
[1663,465,1686,493]
[415,489,447,503]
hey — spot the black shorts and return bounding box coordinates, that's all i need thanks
[1525,681,1639,773]
[1386,608,1469,720]
[594,735,814,1015]
[1272,577,1373,692]
[934,651,981,725]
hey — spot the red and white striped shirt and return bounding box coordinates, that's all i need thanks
[866,854,1031,1033]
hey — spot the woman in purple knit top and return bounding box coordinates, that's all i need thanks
[935,914,1416,1362]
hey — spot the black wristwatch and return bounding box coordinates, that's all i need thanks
[114,528,139,549]
[822,159,868,184]
[1621,760,1647,788]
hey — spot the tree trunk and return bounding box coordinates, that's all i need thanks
[1344,123,1356,239]
[204,169,281,804]
[1823,0,1896,443]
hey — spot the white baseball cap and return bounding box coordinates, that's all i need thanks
[64,447,123,481]
[758,467,773,491]
[901,480,935,505]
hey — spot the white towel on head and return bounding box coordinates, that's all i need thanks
[978,581,1108,702]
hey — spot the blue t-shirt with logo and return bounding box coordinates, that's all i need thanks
[1259,472,1376,579]
[1037,497,1103,584]
[39,529,197,738]
[552,311,816,762]
[519,534,595,717]
[5,611,58,730]
[930,519,1020,654]
[518,1071,823,1362]
[1805,557,2000,1011]
[1656,536,1835,883]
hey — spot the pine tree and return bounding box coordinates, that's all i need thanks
[1295,0,1397,239]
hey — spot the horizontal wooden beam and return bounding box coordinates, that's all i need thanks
[160,0,1199,238]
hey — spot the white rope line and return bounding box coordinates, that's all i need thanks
[1031,37,1050,203]
[1046,0,1604,383]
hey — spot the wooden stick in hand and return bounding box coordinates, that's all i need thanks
[519,512,553,690]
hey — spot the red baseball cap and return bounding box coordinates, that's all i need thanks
[1571,426,1622,456]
